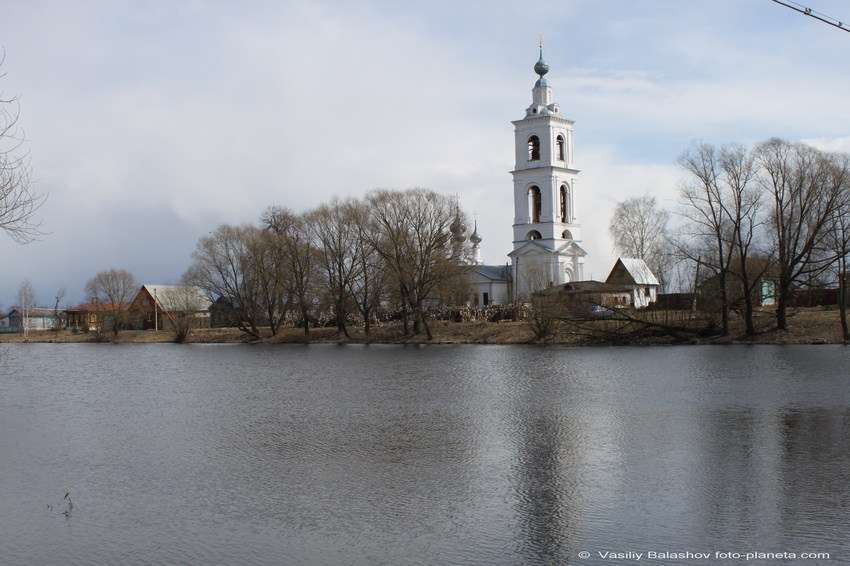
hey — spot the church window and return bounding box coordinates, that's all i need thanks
[557,135,566,161]
[527,230,542,240]
[562,229,572,239]
[528,186,541,222]
[527,136,541,161]
[559,184,569,222]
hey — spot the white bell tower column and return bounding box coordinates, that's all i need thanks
[508,43,586,301]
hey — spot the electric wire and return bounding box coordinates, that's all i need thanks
[771,0,850,33]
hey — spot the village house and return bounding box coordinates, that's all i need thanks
[1,308,60,331]
[64,302,128,332]
[605,258,660,309]
[129,285,212,330]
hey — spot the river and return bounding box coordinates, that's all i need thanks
[1,343,848,565]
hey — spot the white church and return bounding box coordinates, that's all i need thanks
[462,46,659,309]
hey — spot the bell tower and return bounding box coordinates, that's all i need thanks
[508,42,586,300]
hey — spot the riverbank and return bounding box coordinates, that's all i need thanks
[3,306,847,345]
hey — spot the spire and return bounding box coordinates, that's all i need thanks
[526,36,558,117]
[534,33,549,85]
[470,216,482,265]
[470,217,482,245]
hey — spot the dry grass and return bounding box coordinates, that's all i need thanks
[3,306,846,345]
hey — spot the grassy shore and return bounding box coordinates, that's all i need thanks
[3,306,848,346]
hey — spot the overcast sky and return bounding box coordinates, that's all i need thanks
[3,0,850,307]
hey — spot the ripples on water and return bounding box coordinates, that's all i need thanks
[1,343,849,565]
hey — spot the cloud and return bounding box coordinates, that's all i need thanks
[4,0,850,304]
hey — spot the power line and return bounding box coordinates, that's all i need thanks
[771,0,850,33]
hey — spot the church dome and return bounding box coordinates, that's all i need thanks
[470,220,482,245]
[534,55,549,78]
[450,214,466,236]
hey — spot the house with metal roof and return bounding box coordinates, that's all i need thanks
[605,258,660,308]
[2,307,60,332]
[129,285,212,330]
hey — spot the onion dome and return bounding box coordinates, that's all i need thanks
[450,212,466,238]
[470,220,482,245]
[534,53,549,78]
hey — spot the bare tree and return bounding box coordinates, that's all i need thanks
[84,268,139,337]
[1,55,44,243]
[677,142,737,335]
[51,286,66,331]
[262,207,317,336]
[156,280,212,343]
[525,268,563,341]
[608,194,671,290]
[826,189,850,341]
[306,198,362,337]
[186,224,269,339]
[247,223,291,336]
[719,143,766,336]
[755,139,850,330]
[366,188,466,340]
[17,278,36,338]
[347,198,388,336]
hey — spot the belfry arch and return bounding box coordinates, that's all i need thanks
[528,186,541,223]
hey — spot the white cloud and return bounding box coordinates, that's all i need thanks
[4,0,850,304]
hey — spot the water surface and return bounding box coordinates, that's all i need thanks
[1,344,848,565]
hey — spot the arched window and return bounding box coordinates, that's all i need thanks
[527,136,540,161]
[559,184,569,222]
[527,230,542,240]
[556,135,566,161]
[562,229,573,239]
[528,186,541,223]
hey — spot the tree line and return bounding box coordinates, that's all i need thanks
[609,138,850,339]
[185,188,471,340]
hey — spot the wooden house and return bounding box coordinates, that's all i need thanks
[3,308,60,331]
[64,302,127,332]
[129,285,212,330]
[605,258,660,309]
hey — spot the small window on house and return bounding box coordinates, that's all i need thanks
[645,287,650,297]
[556,135,566,161]
[528,136,541,161]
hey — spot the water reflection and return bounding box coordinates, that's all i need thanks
[1,344,849,565]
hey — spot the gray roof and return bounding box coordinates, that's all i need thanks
[144,285,212,312]
[610,258,660,286]
[470,265,511,281]
[6,307,59,318]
